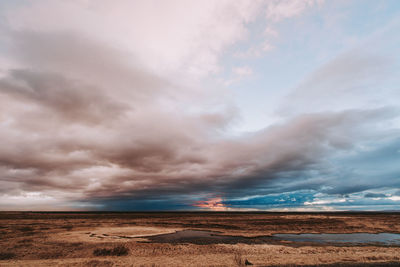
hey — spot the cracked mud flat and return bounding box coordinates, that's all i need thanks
[1,212,400,266]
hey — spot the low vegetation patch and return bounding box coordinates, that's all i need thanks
[61,225,74,231]
[38,251,64,259]
[18,226,34,232]
[0,252,16,260]
[93,245,129,256]
[86,260,114,267]
[18,238,33,243]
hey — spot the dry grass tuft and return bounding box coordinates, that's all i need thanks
[234,252,253,266]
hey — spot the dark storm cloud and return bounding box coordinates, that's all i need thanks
[74,108,400,206]
[1,61,397,208]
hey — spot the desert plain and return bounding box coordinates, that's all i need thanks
[0,212,400,267]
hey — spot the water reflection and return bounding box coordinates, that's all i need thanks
[145,230,400,245]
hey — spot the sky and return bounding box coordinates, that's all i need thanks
[0,0,399,211]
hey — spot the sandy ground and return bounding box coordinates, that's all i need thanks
[0,212,400,266]
[48,226,181,243]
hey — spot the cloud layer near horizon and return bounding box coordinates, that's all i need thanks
[0,0,399,211]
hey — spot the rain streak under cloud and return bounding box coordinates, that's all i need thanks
[0,0,400,211]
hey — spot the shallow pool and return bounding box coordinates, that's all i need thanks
[273,233,400,245]
[144,230,400,245]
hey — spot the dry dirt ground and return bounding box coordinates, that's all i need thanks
[0,212,399,266]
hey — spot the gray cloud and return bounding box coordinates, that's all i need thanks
[364,193,387,198]
[0,69,127,124]
[7,31,167,95]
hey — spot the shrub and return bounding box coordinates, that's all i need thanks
[38,251,64,259]
[93,245,129,256]
[18,226,33,232]
[111,245,129,256]
[86,260,114,267]
[0,252,16,260]
[61,225,73,231]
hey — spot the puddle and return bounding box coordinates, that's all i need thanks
[273,233,400,245]
[144,230,400,246]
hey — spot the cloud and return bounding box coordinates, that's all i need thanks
[2,69,394,209]
[278,17,400,118]
[3,0,264,79]
[364,192,388,198]
[279,52,396,116]
[1,41,397,208]
[304,198,346,206]
[388,196,400,201]
[0,69,128,125]
[5,30,168,99]
[224,66,253,86]
[233,66,253,77]
[265,0,323,22]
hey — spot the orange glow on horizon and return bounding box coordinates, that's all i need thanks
[192,197,228,211]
